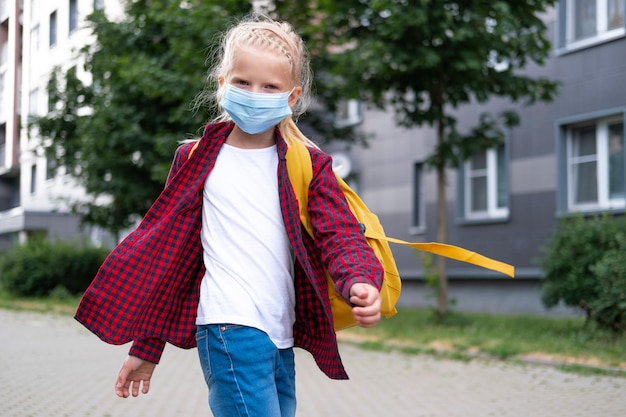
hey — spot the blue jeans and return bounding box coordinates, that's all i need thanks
[196,324,296,417]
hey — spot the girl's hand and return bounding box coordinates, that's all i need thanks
[115,355,157,398]
[349,283,382,327]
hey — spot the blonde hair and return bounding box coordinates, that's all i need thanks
[194,14,318,149]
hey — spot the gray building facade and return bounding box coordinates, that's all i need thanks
[326,2,626,316]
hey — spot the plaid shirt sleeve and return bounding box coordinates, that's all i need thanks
[306,148,384,301]
[128,338,167,364]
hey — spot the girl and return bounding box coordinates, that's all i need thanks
[75,14,383,417]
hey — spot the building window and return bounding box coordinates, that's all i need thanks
[31,164,37,194]
[609,0,626,28]
[69,0,78,33]
[29,88,39,116]
[46,156,57,180]
[411,162,425,231]
[94,0,104,11]
[49,11,57,47]
[47,77,55,113]
[334,99,362,129]
[559,0,625,51]
[462,143,509,221]
[565,117,625,212]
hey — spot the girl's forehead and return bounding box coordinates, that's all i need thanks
[231,46,292,76]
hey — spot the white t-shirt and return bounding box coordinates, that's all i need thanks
[196,144,295,348]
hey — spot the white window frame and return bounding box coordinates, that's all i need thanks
[334,99,362,129]
[562,0,625,51]
[566,117,625,211]
[463,145,509,221]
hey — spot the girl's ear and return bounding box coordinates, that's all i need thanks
[288,86,302,108]
[218,76,224,87]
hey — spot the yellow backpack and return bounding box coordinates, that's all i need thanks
[285,140,514,330]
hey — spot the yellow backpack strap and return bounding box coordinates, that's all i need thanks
[285,140,514,278]
[386,237,513,277]
[187,140,200,159]
[285,140,315,237]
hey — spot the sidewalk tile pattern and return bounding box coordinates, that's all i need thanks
[1,310,625,417]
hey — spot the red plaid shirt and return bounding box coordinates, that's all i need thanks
[75,122,383,380]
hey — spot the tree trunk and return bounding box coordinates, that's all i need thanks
[436,119,448,320]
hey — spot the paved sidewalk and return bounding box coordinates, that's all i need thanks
[1,309,625,417]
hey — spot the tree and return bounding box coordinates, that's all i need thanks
[272,0,560,319]
[30,0,252,237]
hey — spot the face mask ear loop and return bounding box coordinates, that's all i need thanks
[286,87,298,109]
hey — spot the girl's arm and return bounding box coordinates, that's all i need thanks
[306,148,384,303]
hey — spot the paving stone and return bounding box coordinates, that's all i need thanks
[1,310,625,417]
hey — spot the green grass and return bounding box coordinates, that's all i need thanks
[2,290,625,376]
[0,290,81,315]
[340,308,626,374]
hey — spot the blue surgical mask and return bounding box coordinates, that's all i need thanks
[220,85,293,134]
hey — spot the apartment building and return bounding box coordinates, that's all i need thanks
[330,1,626,315]
[0,0,21,250]
[0,0,123,250]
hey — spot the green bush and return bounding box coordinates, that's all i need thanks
[589,235,626,332]
[540,215,626,331]
[0,237,109,297]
